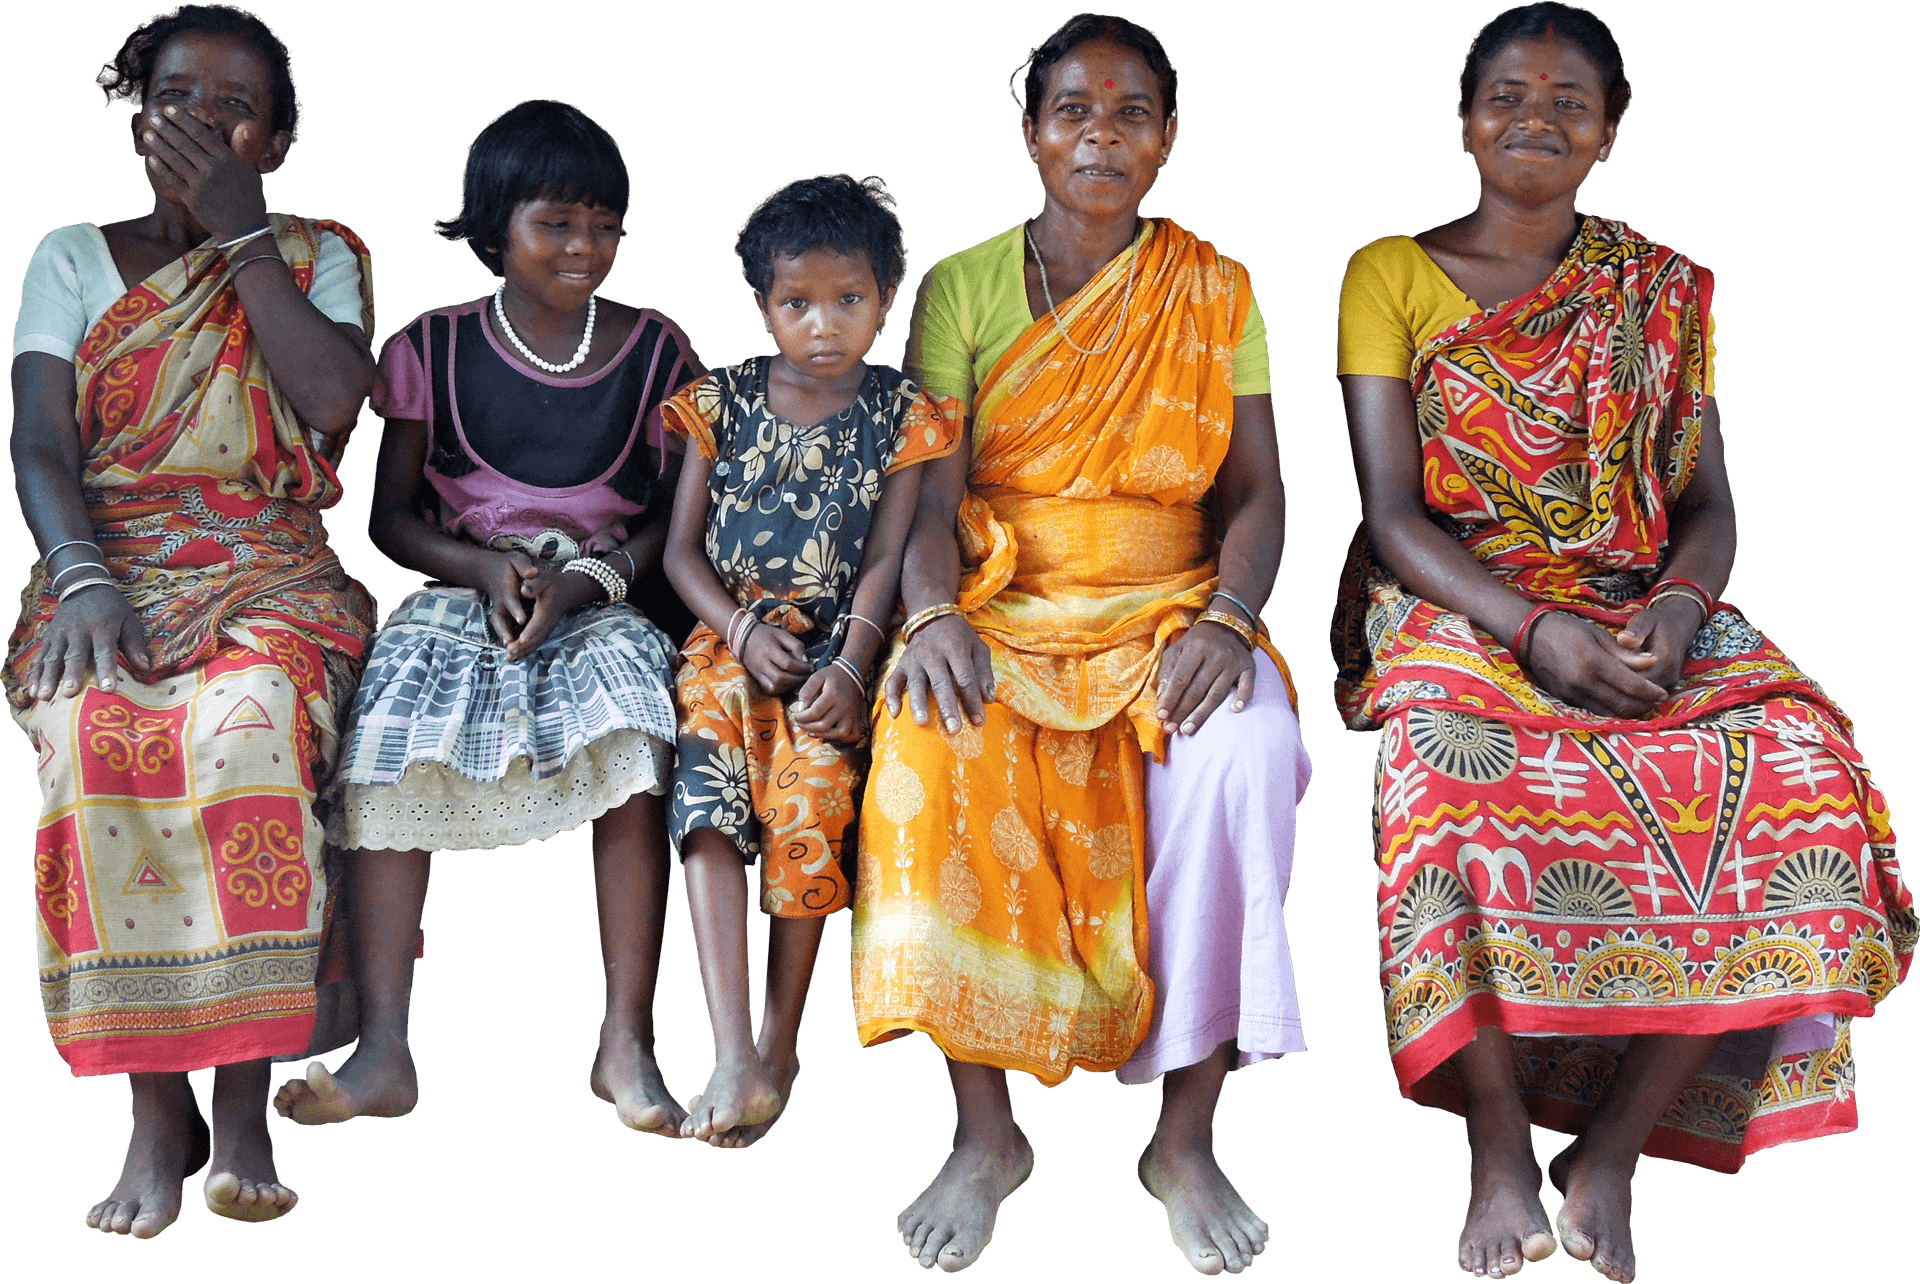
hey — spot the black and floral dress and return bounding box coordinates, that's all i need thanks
[660,357,957,916]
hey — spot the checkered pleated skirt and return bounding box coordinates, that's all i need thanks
[327,587,677,851]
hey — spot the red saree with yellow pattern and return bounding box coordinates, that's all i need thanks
[1334,217,1911,1170]
[8,215,376,1073]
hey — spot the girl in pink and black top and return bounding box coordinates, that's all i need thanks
[273,101,700,1137]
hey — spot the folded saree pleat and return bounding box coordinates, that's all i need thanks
[853,220,1294,1082]
[1334,217,1911,1169]
[9,216,375,1073]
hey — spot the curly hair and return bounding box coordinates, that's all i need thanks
[1015,13,1177,121]
[434,101,629,276]
[1459,3,1631,123]
[735,175,906,298]
[98,4,298,138]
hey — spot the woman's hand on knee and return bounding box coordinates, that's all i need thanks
[30,585,151,701]
[883,615,994,732]
[1156,623,1256,736]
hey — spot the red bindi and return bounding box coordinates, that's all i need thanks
[1538,72,1548,79]
[1104,79,1114,88]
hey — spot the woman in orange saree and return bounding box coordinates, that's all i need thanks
[1337,6,1908,1281]
[7,8,374,1237]
[852,16,1306,1277]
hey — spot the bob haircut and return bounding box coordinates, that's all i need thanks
[98,3,299,138]
[1017,13,1177,122]
[734,174,906,298]
[1460,3,1631,123]
[435,100,629,276]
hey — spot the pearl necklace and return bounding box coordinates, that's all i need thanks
[1024,221,1142,357]
[493,283,595,373]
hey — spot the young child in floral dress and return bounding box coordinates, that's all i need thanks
[661,175,957,1145]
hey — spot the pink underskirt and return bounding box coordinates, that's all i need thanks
[1118,650,1311,1084]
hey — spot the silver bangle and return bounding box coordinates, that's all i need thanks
[50,560,110,583]
[229,252,287,282]
[216,224,274,252]
[845,612,887,643]
[606,548,638,584]
[44,538,101,562]
[1209,589,1260,628]
[830,654,868,696]
[562,557,625,604]
[57,577,119,603]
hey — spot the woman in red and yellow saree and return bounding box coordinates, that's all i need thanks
[7,10,375,1237]
[1337,7,1909,1281]
[852,18,1306,1277]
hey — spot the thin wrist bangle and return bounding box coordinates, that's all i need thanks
[1511,604,1557,666]
[1208,589,1260,629]
[1195,609,1255,648]
[44,538,102,563]
[1649,577,1715,616]
[50,560,110,583]
[1646,588,1709,622]
[830,654,868,697]
[215,224,274,252]
[605,548,638,584]
[845,612,887,644]
[229,252,287,282]
[56,577,119,603]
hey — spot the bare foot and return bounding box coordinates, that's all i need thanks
[680,1054,782,1143]
[1551,1141,1637,1282]
[590,1026,685,1136]
[898,1128,1034,1272]
[203,1110,295,1223]
[87,1077,209,1239]
[713,1054,799,1149]
[272,1039,418,1125]
[1139,1137,1269,1274]
[1459,1113,1556,1278]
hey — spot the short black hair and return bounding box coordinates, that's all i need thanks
[1017,14,1177,122]
[99,4,297,138]
[734,175,905,297]
[1460,3,1631,123]
[435,100,629,276]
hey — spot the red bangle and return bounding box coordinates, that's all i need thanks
[1510,604,1557,666]
[1649,577,1715,616]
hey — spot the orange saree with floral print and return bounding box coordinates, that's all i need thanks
[853,220,1292,1082]
[8,216,376,1073]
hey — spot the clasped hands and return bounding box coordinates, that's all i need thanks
[1524,596,1701,720]
[482,550,612,663]
[735,623,866,745]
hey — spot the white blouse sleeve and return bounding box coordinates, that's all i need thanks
[309,231,365,330]
[13,227,95,363]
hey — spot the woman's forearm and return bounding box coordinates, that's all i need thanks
[897,448,968,614]
[1368,503,1535,648]
[1655,400,1735,600]
[11,355,101,557]
[230,256,372,433]
[368,504,498,591]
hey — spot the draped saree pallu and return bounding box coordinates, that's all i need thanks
[1333,217,1912,1170]
[7,215,377,1075]
[853,221,1294,1083]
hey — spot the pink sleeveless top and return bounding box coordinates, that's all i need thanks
[373,299,701,552]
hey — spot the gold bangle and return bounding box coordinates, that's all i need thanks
[1195,609,1255,648]
[1646,588,1708,619]
[902,602,961,643]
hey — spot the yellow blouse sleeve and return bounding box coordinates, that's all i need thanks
[903,262,975,412]
[1337,239,1420,380]
[1232,292,1269,397]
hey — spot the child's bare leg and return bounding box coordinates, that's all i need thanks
[715,912,828,1148]
[274,848,427,1124]
[588,790,684,1135]
[899,1059,1033,1272]
[680,827,783,1141]
[1454,1026,1556,1279]
[1138,1039,1269,1275]
[86,1071,208,1238]
[1548,1032,1717,1283]
[204,1058,297,1221]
